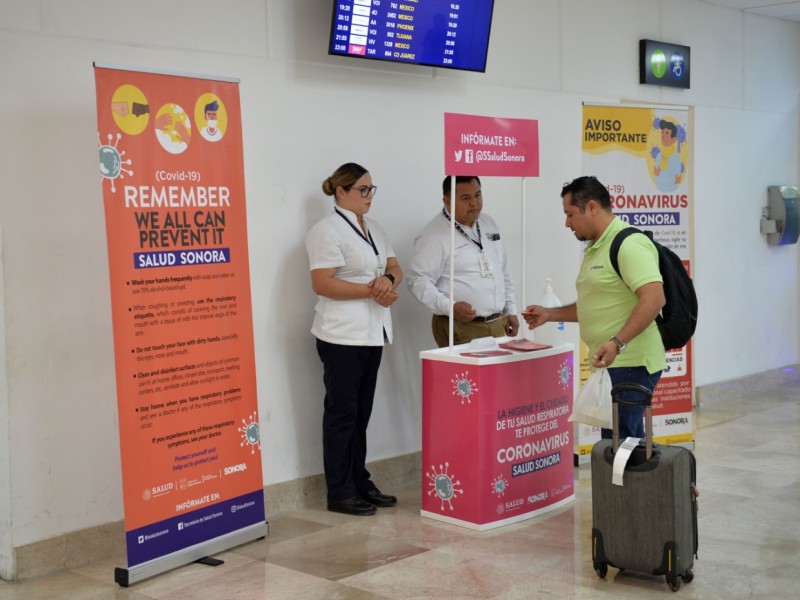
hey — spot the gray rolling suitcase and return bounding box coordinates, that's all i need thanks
[591,383,698,592]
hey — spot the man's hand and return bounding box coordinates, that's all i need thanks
[505,315,519,337]
[522,305,549,329]
[453,301,476,323]
[591,341,619,369]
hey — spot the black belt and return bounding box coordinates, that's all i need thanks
[436,313,504,323]
[473,313,504,322]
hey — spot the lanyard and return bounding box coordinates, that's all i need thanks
[335,208,379,256]
[441,208,483,251]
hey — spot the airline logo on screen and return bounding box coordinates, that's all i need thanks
[445,113,539,178]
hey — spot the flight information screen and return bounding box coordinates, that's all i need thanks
[329,0,495,72]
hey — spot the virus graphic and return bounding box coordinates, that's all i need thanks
[238,412,261,454]
[558,359,572,389]
[98,132,133,193]
[426,461,464,511]
[451,371,478,404]
[491,475,509,497]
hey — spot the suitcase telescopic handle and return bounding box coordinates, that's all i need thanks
[610,383,654,458]
[610,383,653,405]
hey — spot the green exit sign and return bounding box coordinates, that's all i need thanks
[640,40,690,89]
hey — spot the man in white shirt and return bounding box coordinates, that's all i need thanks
[406,176,519,347]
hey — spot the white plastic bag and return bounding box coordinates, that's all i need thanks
[569,367,612,429]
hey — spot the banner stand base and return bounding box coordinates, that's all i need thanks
[195,556,224,567]
[114,520,269,587]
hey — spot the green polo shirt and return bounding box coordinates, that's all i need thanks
[576,217,666,374]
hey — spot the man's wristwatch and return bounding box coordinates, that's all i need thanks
[384,273,395,285]
[610,336,628,354]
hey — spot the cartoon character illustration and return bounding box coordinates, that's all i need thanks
[650,118,687,192]
[200,100,223,142]
[110,84,150,136]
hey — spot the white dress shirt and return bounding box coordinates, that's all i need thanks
[406,210,517,317]
[306,207,395,346]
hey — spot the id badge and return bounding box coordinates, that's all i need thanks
[376,254,385,277]
[479,252,493,277]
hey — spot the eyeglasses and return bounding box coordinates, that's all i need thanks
[347,185,377,198]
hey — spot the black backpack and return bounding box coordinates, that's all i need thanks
[609,227,698,350]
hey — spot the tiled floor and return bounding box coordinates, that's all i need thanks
[1,382,798,599]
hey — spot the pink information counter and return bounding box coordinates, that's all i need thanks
[420,340,575,530]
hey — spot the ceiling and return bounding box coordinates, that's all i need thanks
[703,0,800,21]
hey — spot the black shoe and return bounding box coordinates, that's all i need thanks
[327,496,376,516]
[360,489,397,507]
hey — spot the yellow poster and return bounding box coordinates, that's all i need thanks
[577,104,695,457]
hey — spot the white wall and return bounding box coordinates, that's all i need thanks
[0,0,798,575]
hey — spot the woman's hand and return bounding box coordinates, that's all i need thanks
[368,276,398,306]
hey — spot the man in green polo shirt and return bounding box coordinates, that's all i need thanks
[523,176,666,439]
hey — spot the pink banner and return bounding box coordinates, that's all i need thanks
[444,112,539,177]
[421,351,574,529]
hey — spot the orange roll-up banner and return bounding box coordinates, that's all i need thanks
[94,64,266,586]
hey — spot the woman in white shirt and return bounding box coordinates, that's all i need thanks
[306,163,403,516]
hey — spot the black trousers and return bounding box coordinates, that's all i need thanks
[315,339,383,502]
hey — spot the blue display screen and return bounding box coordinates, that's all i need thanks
[329,0,495,72]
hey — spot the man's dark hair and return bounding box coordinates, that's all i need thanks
[443,175,481,197]
[561,176,611,211]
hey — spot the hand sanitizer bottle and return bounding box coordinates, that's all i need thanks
[537,278,565,346]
